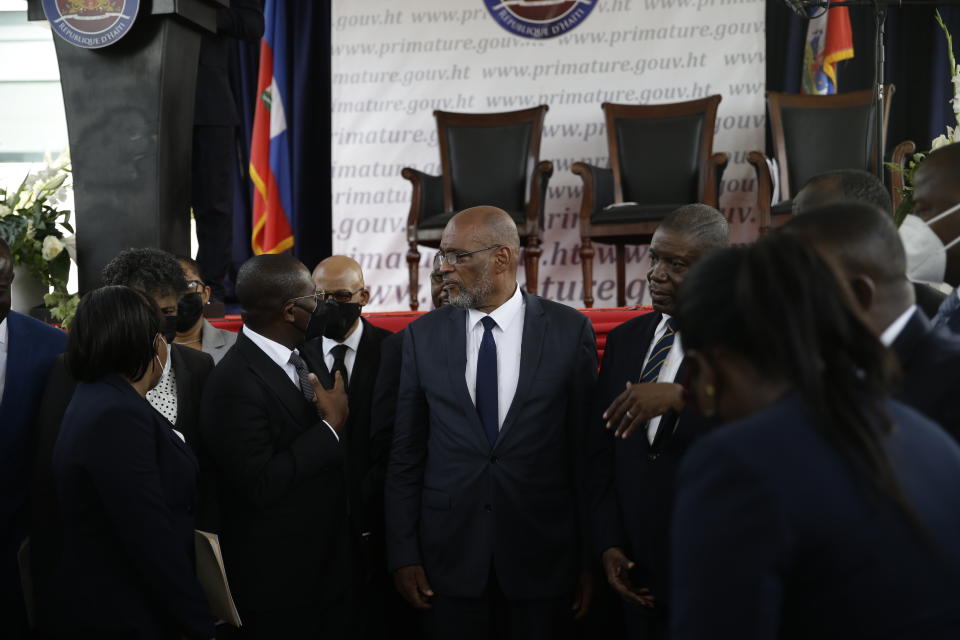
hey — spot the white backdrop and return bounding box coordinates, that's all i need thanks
[332,0,766,311]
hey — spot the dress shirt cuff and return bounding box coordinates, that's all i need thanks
[322,419,340,441]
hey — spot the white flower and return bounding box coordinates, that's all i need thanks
[25,220,35,239]
[0,204,10,218]
[62,235,76,261]
[42,235,64,261]
[932,133,952,150]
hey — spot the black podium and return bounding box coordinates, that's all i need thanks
[27,0,225,292]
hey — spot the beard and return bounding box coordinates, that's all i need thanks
[447,263,495,310]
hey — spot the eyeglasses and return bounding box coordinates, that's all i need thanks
[433,245,502,270]
[185,280,206,292]
[321,287,364,303]
[287,292,322,310]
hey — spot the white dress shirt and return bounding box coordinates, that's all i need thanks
[0,317,7,403]
[465,284,525,430]
[642,313,684,444]
[321,319,364,384]
[243,326,339,440]
[880,305,917,347]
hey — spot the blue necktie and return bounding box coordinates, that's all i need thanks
[476,316,499,447]
[639,318,677,383]
[933,292,960,333]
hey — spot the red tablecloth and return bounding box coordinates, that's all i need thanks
[210,306,652,362]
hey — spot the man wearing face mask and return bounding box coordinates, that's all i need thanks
[28,248,215,634]
[174,256,237,365]
[903,143,960,333]
[0,238,67,638]
[299,256,392,636]
[200,254,351,639]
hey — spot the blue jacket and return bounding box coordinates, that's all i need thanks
[671,393,960,639]
[0,311,66,538]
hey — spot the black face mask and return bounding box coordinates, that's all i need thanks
[323,302,361,342]
[299,299,340,343]
[162,314,177,344]
[176,293,204,333]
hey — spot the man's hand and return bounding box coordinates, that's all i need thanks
[394,564,434,610]
[602,547,655,608]
[308,372,348,434]
[603,381,684,439]
[572,569,595,620]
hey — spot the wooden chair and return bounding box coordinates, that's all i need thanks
[401,106,553,310]
[573,96,728,308]
[889,140,916,215]
[748,86,894,234]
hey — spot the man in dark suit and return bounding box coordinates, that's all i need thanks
[0,239,67,638]
[386,206,597,639]
[201,254,349,639]
[792,168,949,318]
[589,204,728,639]
[301,255,392,638]
[368,268,447,636]
[785,202,960,441]
[29,248,215,634]
[192,0,263,299]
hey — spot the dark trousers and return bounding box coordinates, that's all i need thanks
[425,568,572,640]
[623,601,668,640]
[191,125,236,300]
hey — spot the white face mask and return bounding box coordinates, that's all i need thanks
[899,203,960,284]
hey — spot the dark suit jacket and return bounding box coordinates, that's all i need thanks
[671,394,960,639]
[890,309,960,442]
[914,282,949,319]
[29,345,214,629]
[0,312,66,539]
[385,292,598,600]
[302,318,392,542]
[51,376,214,639]
[369,329,404,529]
[200,332,347,618]
[194,0,264,126]
[588,311,714,609]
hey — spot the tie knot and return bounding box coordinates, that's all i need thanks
[480,316,497,332]
[331,344,349,361]
[288,351,307,369]
[664,317,678,335]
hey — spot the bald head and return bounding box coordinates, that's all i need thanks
[439,206,521,312]
[793,170,892,216]
[237,254,313,328]
[313,255,365,292]
[782,202,912,334]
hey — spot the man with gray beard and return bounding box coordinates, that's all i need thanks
[385,206,598,639]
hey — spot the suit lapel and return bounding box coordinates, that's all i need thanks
[349,320,378,406]
[237,334,315,428]
[1,313,25,412]
[650,356,688,452]
[890,309,925,370]
[444,307,489,448]
[169,345,191,429]
[496,292,545,446]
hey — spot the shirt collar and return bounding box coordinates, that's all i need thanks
[880,305,917,347]
[468,283,524,331]
[322,317,364,356]
[243,325,297,369]
[0,317,7,346]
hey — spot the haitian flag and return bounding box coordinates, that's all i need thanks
[802,6,855,95]
[250,0,294,255]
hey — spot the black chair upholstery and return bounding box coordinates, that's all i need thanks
[573,97,727,307]
[749,87,893,234]
[401,106,552,310]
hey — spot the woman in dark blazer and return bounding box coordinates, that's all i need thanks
[51,286,213,639]
[669,234,960,639]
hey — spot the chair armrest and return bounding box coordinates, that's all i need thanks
[889,140,916,217]
[401,168,443,243]
[747,151,773,235]
[571,163,615,233]
[526,160,554,231]
[703,152,728,208]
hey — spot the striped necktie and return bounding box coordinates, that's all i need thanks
[288,351,316,402]
[639,318,677,384]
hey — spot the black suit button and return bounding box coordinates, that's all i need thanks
[484,504,492,512]
[647,453,659,461]
[490,456,498,464]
